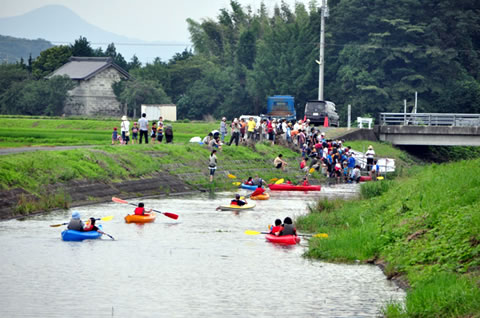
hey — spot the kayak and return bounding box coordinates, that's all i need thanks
[240,183,260,191]
[265,234,300,245]
[124,213,156,223]
[250,193,270,200]
[268,184,321,191]
[61,225,103,242]
[218,203,256,211]
[360,176,372,182]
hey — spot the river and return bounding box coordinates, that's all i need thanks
[0,185,404,317]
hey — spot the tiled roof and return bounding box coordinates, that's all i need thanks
[48,57,130,80]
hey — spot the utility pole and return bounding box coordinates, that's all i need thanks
[318,0,329,101]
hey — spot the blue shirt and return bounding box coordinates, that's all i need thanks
[348,157,356,168]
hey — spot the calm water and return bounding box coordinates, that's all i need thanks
[0,185,404,317]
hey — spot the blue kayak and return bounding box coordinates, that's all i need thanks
[61,225,103,241]
[240,183,260,191]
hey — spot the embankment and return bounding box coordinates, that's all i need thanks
[0,143,310,220]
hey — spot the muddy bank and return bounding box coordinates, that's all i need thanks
[0,172,197,220]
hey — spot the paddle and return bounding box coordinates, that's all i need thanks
[377,176,384,180]
[275,178,284,184]
[309,167,315,173]
[111,197,179,220]
[100,232,115,240]
[270,178,279,182]
[227,174,237,179]
[49,215,114,227]
[244,230,328,238]
[232,182,241,186]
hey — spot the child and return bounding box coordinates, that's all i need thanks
[343,162,349,183]
[244,177,254,185]
[157,123,164,143]
[150,122,157,144]
[112,127,118,145]
[131,122,138,144]
[230,194,246,206]
[270,219,283,236]
[302,177,310,186]
[134,202,152,215]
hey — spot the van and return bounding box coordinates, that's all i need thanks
[304,100,339,127]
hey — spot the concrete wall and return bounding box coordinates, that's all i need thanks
[64,67,126,116]
[376,125,480,146]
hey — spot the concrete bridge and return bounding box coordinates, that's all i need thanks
[376,113,480,146]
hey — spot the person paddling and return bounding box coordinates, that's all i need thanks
[83,218,107,235]
[270,219,283,236]
[67,211,85,231]
[230,194,247,206]
[134,202,152,215]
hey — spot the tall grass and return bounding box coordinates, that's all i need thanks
[298,158,480,317]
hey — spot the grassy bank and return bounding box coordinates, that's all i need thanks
[297,159,480,317]
[0,142,304,214]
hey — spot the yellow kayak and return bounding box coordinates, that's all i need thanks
[250,193,270,200]
[124,213,156,223]
[218,203,256,211]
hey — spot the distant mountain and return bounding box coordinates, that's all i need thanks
[0,5,188,63]
[0,35,53,63]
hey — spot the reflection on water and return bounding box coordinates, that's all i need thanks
[0,185,403,317]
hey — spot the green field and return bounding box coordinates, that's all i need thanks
[0,116,219,147]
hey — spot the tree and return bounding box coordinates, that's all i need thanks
[70,36,94,57]
[115,79,171,117]
[31,45,72,79]
[104,43,128,70]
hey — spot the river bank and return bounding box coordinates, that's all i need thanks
[296,159,480,317]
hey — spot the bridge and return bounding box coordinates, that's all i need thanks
[376,113,480,146]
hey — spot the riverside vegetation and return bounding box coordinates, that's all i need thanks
[297,159,480,317]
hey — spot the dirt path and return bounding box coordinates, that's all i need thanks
[0,145,95,156]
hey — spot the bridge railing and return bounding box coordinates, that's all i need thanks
[380,113,480,127]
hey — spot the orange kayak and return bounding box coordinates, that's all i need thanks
[124,213,156,223]
[250,193,270,200]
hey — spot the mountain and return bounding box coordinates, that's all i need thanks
[0,5,187,63]
[0,35,53,63]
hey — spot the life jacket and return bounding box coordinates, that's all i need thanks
[134,207,145,215]
[270,225,283,234]
[83,224,94,231]
[303,180,310,186]
[230,200,238,205]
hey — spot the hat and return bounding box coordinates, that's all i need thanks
[121,115,127,121]
[368,145,373,149]
[72,211,81,219]
[222,117,226,121]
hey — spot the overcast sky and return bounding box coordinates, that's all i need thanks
[2,0,303,43]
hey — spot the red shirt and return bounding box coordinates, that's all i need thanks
[134,207,145,215]
[270,225,283,234]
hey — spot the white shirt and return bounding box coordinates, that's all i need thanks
[121,120,130,132]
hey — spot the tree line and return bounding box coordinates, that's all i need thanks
[1,0,479,121]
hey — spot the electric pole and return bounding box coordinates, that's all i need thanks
[318,0,329,101]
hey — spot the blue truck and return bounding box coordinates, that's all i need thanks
[261,95,297,122]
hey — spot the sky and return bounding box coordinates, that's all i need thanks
[1,0,303,43]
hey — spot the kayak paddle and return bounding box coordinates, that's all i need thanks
[244,230,328,238]
[232,182,241,186]
[274,178,284,184]
[269,178,279,182]
[309,167,315,173]
[49,215,114,227]
[101,232,115,240]
[227,174,237,179]
[111,197,179,220]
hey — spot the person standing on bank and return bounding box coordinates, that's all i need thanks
[220,117,228,143]
[120,115,130,145]
[138,113,149,144]
[365,145,375,171]
[209,149,217,182]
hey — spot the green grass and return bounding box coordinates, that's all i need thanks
[297,159,480,317]
[0,116,219,147]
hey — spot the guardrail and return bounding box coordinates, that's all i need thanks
[380,113,480,127]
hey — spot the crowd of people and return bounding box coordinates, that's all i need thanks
[112,114,174,145]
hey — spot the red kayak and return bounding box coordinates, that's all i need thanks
[268,184,321,191]
[359,176,372,182]
[265,234,301,245]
